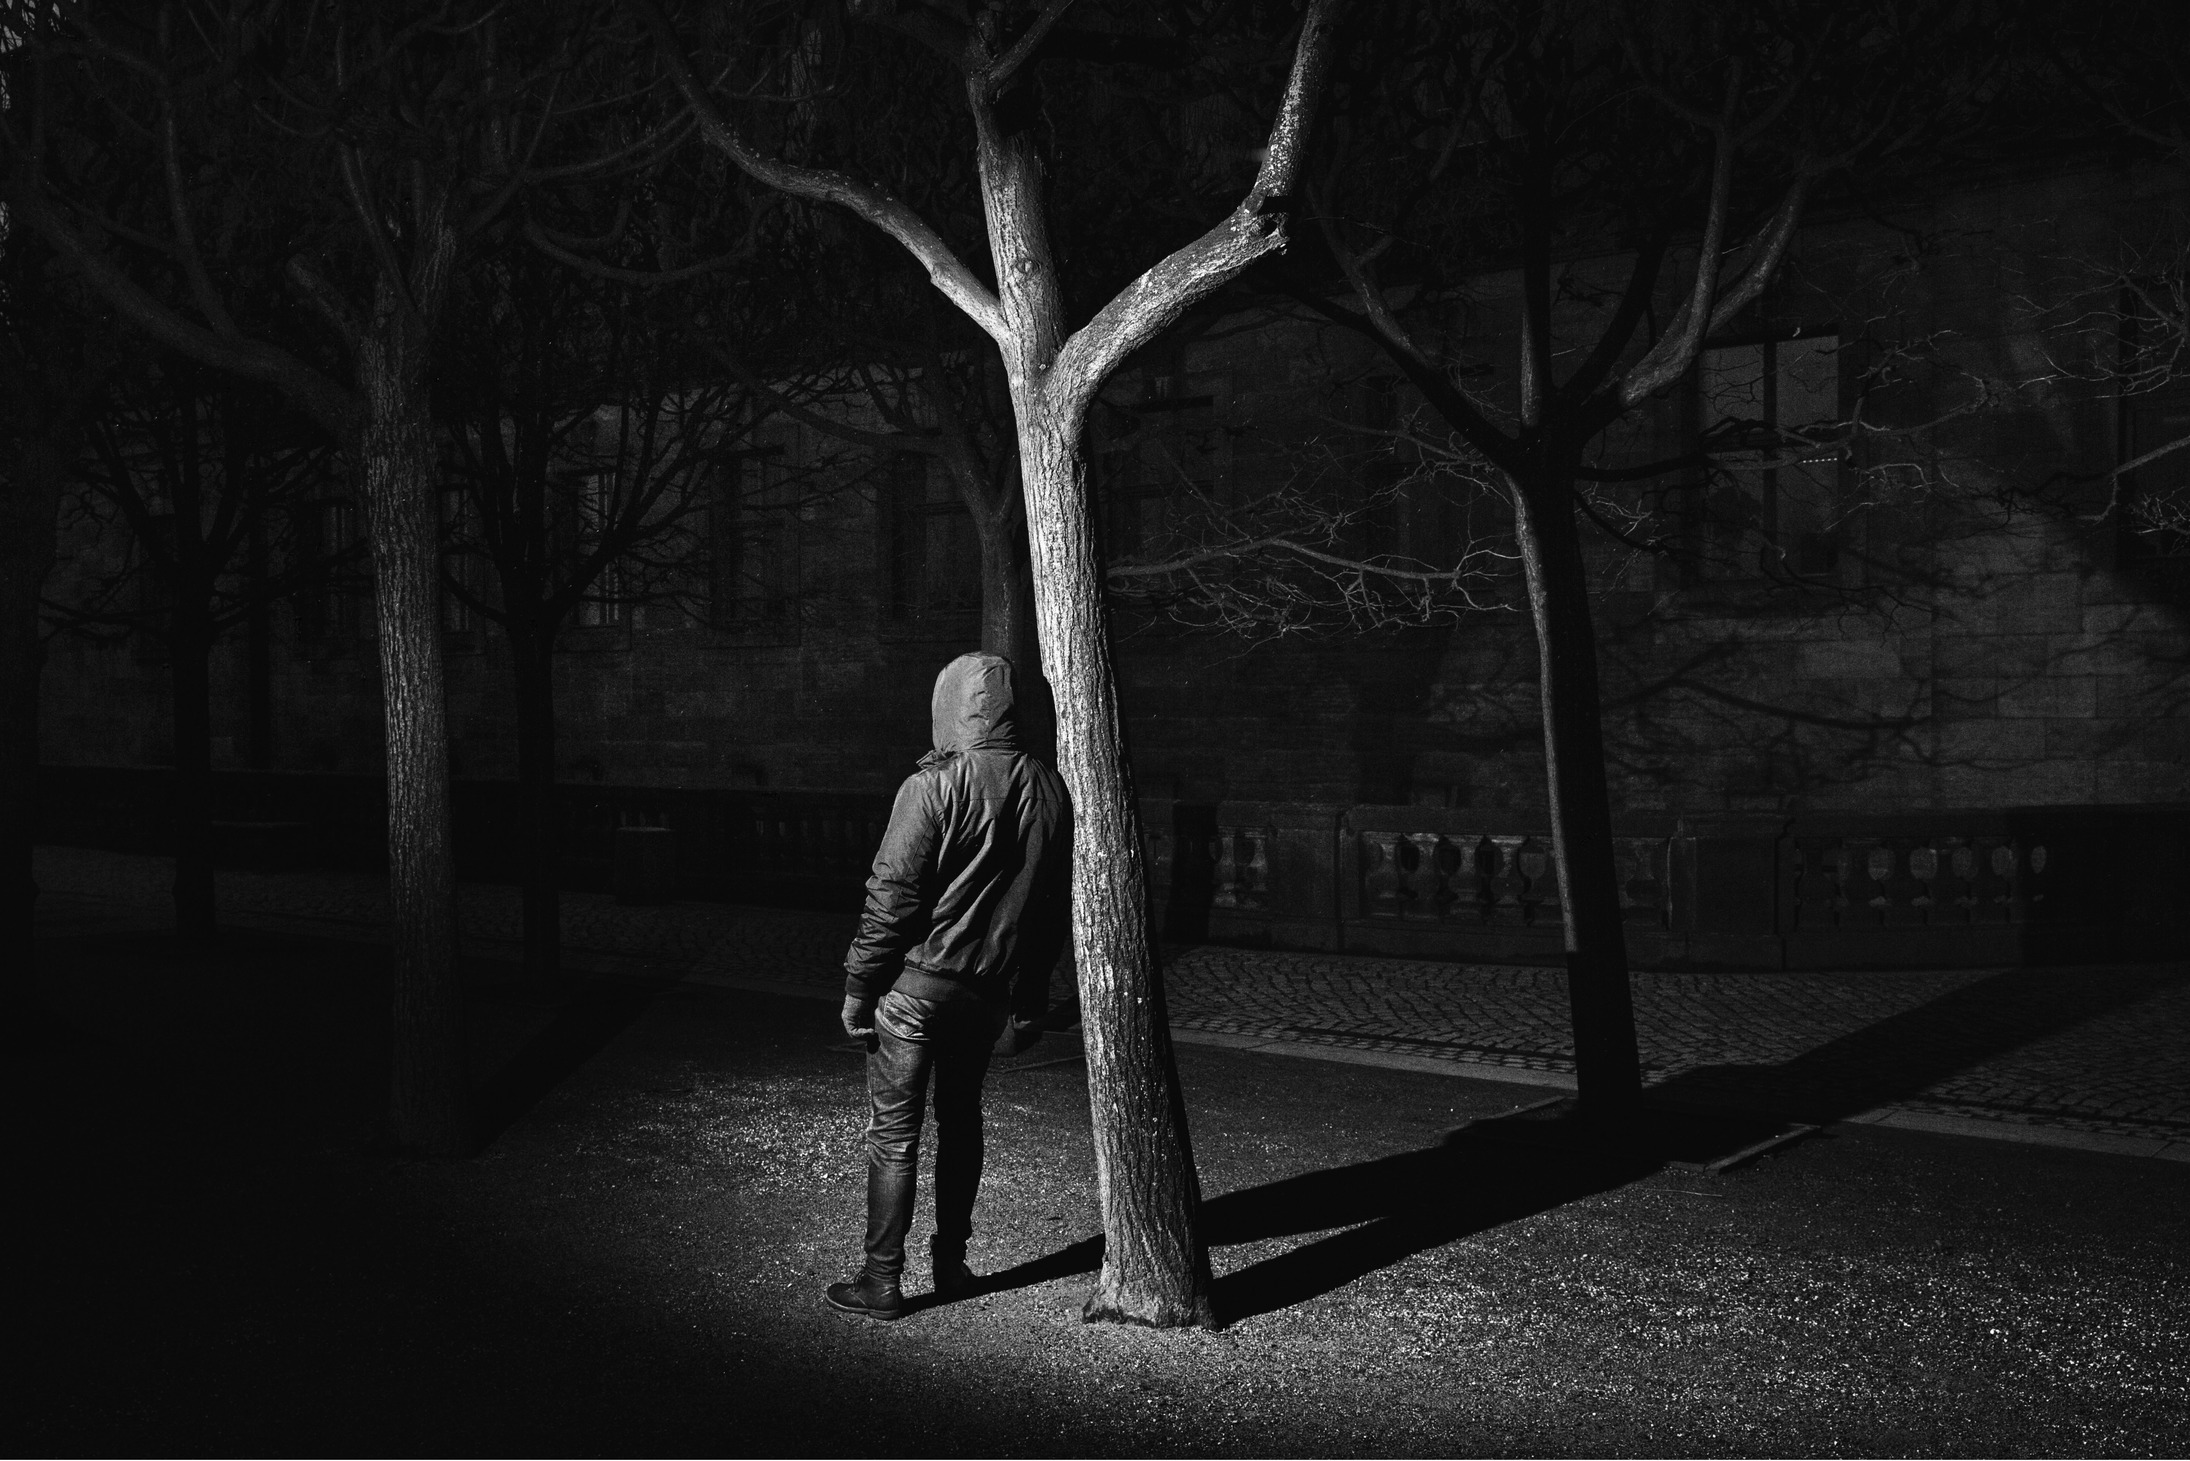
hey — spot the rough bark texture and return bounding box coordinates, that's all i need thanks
[358,271,468,1157]
[977,71,1216,1327]
[974,489,1051,757]
[1018,414,1214,1328]
[1512,479,1643,1116]
[0,427,70,1004]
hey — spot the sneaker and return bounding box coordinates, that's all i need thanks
[824,1272,904,1322]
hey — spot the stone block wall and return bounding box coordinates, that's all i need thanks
[36,163,2189,823]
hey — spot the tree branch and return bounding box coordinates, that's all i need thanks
[629,0,1008,343]
[1045,0,1343,412]
[2,168,361,439]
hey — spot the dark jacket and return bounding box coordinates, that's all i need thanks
[844,653,1069,1021]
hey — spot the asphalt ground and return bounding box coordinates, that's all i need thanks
[19,925,2190,1457]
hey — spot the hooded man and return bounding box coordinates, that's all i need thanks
[826,652,1070,1322]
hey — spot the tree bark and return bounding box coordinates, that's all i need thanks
[1019,410,1213,1328]
[509,620,563,993]
[0,423,72,1005]
[975,64,1216,1327]
[168,597,218,946]
[1511,475,1643,1118]
[974,484,1051,756]
[246,515,273,770]
[167,390,217,945]
[357,287,468,1156]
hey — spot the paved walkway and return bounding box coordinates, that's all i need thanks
[34,846,2189,1161]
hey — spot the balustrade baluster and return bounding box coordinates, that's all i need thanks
[1359,830,1404,919]
[1403,832,1442,922]
[1488,835,1527,924]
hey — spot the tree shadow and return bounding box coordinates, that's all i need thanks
[471,974,676,1149]
[909,1234,1109,1316]
[978,959,2185,1325]
[1643,961,2189,1126]
[1200,1102,1769,1324]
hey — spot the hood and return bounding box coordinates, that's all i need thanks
[926,652,1022,760]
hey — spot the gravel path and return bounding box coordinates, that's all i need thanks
[22,942,2190,1458]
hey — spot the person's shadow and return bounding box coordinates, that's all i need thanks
[971,960,2187,1326]
[967,1102,1694,1324]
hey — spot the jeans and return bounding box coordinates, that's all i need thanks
[863,988,1007,1281]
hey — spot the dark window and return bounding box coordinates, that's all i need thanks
[298,499,370,646]
[574,473,626,628]
[1096,372,1227,563]
[129,512,176,665]
[883,451,980,623]
[441,487,482,632]
[1692,333,1846,581]
[710,447,800,632]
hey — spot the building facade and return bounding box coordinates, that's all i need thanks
[39,161,2190,827]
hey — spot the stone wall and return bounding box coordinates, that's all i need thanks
[37,162,2189,817]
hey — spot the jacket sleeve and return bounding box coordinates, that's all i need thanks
[1008,779,1072,1026]
[844,771,942,1001]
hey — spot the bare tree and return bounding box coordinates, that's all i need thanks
[52,361,335,944]
[2,0,618,1153]
[437,230,831,988]
[2,211,120,1005]
[634,0,1341,1326]
[1102,394,1516,633]
[1278,0,1986,1117]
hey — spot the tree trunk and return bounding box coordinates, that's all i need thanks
[168,600,218,946]
[0,423,71,1006]
[1511,475,1643,1118]
[1019,409,1213,1328]
[246,516,272,770]
[510,621,562,994]
[357,317,468,1156]
[166,385,218,947]
[975,487,1051,757]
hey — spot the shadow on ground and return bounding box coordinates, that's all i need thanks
[975,1101,1780,1326]
[470,970,676,1148]
[982,958,2185,1325]
[1645,961,2189,1126]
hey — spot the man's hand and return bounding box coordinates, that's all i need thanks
[841,995,877,1042]
[993,1016,1043,1059]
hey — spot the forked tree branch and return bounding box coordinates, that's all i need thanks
[630,0,1010,343]
[1045,0,1343,414]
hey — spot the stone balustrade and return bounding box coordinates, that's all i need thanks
[37,765,2188,968]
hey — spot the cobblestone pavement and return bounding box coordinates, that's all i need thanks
[35,847,2188,1156]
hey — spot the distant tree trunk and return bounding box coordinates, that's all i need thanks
[245,516,273,770]
[1018,410,1213,1327]
[0,421,72,1004]
[974,484,1050,755]
[1511,474,1642,1117]
[168,595,218,946]
[356,285,468,1157]
[509,619,562,993]
[976,498,1036,666]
